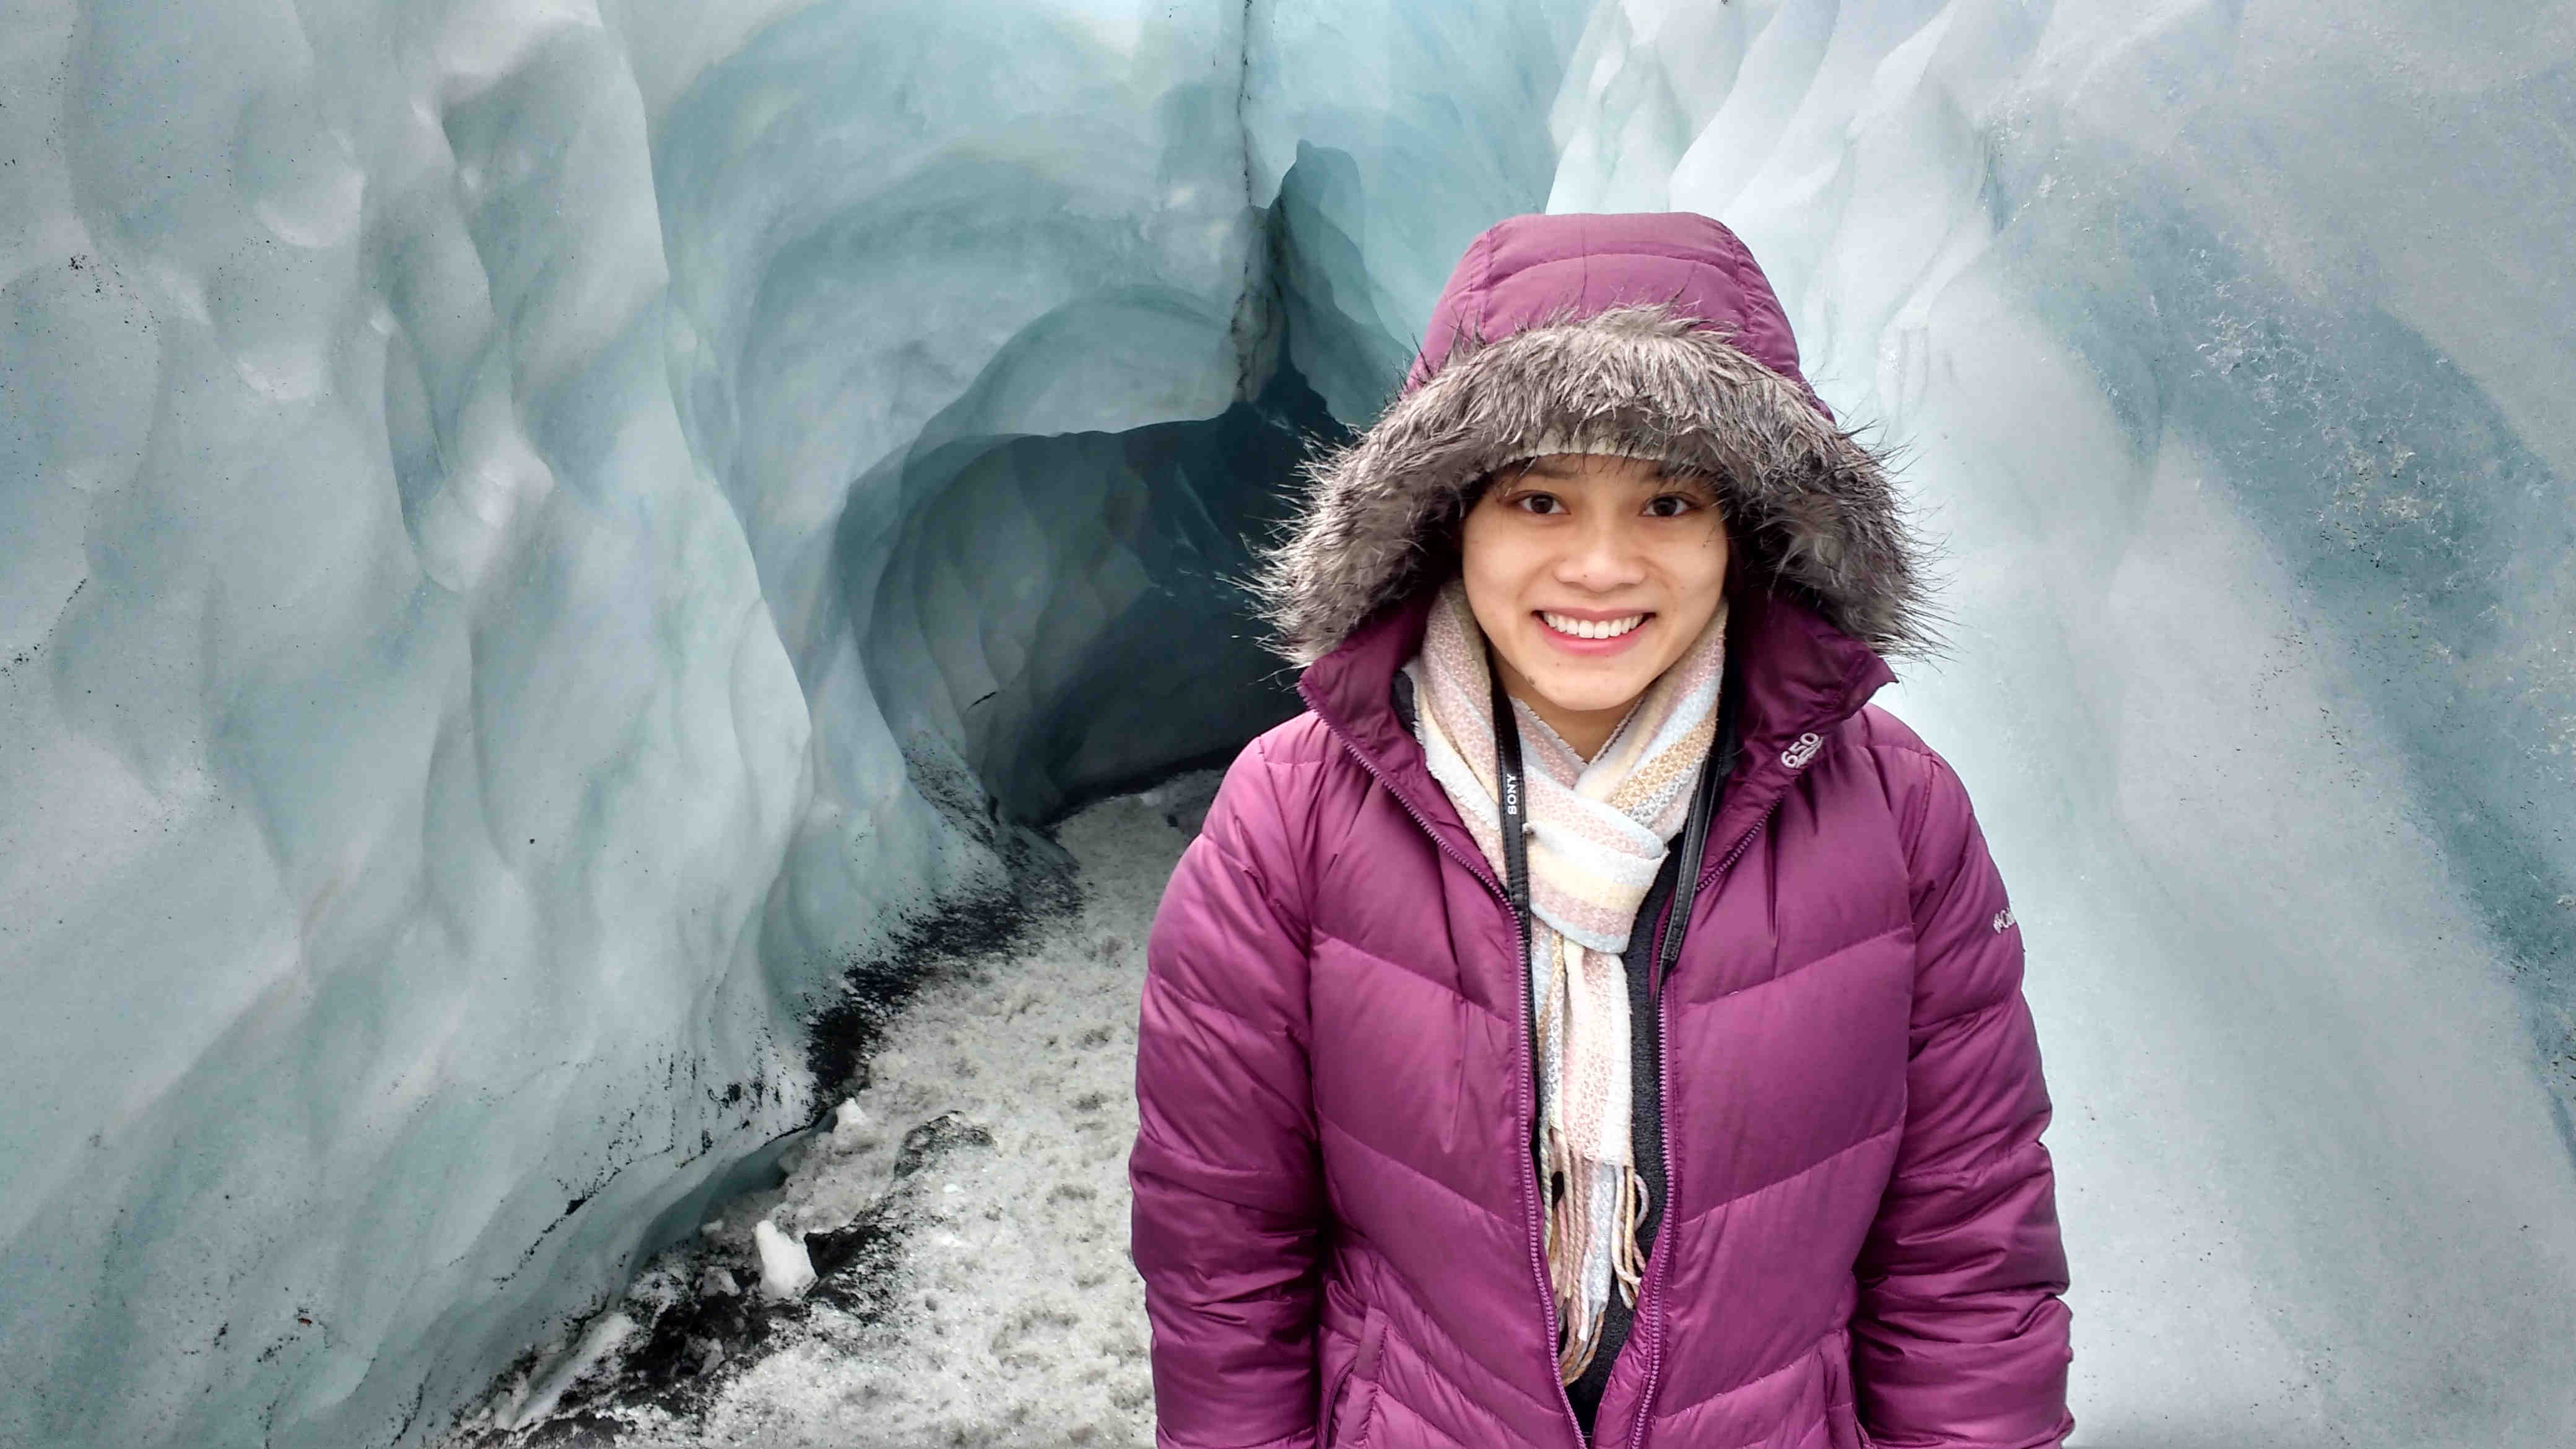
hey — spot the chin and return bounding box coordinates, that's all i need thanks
[1530,667,1654,716]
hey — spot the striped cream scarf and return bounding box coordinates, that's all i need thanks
[1403,580,1726,1382]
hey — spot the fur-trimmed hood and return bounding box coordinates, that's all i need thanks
[1255,212,1941,665]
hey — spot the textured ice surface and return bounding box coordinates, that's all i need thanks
[1,6,814,1448]
[1546,2,2576,1443]
[1242,1,1590,419]
[8,0,2576,1446]
[0,2,1570,1445]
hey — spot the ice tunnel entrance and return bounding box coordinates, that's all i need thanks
[858,347,1335,827]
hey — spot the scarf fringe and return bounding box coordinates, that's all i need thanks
[1544,1122,1655,1384]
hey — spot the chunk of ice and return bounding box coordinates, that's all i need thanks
[752,1220,816,1302]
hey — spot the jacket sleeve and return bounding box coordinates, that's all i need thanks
[1130,734,1329,1449]
[1852,745,2074,1449]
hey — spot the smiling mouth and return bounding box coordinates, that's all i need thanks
[1538,611,1649,640]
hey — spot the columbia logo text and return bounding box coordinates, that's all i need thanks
[1780,733,1823,769]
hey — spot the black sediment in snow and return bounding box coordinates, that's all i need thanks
[446,773,1225,1448]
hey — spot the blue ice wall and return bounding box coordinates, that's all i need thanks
[1546,2,2576,1440]
[2,7,811,1447]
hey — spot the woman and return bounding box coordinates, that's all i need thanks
[1129,212,2072,1449]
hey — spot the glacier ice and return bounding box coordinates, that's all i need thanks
[3,4,814,1448]
[748,1221,813,1303]
[861,358,1330,824]
[4,0,2575,1447]
[1547,2,2576,1442]
[0,1,1578,1444]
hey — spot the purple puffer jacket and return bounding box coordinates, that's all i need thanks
[1130,213,2071,1449]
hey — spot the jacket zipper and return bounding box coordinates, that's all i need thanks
[1305,712,1595,1449]
[1627,804,1781,1449]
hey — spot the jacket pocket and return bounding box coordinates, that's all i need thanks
[1818,1329,1874,1449]
[1324,1302,1390,1449]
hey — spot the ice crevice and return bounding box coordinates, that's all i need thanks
[2,2,2574,1447]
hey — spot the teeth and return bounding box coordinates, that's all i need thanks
[1541,612,1646,640]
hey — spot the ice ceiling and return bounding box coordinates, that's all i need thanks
[3,1,2573,1446]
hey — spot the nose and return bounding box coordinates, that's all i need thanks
[1553,508,1648,593]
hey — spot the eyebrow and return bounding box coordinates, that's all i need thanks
[1512,458,1676,481]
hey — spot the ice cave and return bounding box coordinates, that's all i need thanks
[3,1,2574,1446]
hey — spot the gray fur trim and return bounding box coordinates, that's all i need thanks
[1252,302,1945,664]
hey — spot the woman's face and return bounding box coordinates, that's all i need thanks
[1460,453,1730,757]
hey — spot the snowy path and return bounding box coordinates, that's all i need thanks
[450,773,1224,1448]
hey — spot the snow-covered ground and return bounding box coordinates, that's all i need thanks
[445,772,1222,1448]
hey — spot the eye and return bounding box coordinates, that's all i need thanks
[1643,493,1700,518]
[1511,491,1567,516]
